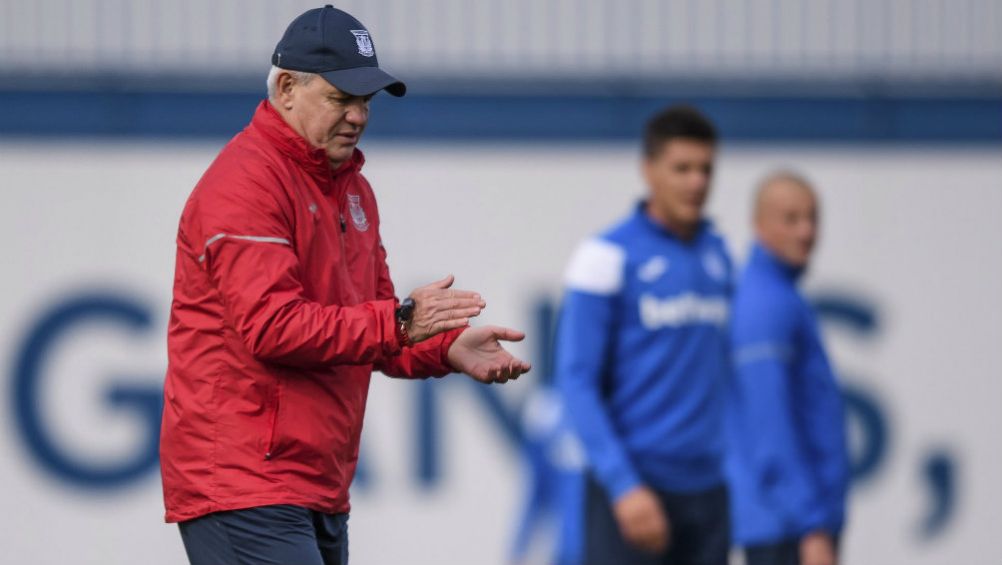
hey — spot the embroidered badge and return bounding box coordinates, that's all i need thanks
[348,194,369,231]
[350,30,374,57]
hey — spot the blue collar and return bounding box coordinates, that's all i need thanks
[635,201,711,243]
[750,242,806,281]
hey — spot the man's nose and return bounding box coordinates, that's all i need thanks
[345,103,368,126]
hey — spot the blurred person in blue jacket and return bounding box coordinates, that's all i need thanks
[556,106,732,565]
[726,171,850,565]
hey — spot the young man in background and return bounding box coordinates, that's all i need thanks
[556,106,732,565]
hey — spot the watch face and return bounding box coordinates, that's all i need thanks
[398,298,416,322]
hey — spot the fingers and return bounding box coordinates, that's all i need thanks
[406,278,486,342]
[446,323,531,384]
[428,299,482,325]
[412,276,484,306]
[496,364,512,384]
[457,306,482,319]
[428,300,482,322]
[441,297,486,311]
[478,358,531,385]
[429,274,455,290]
[489,326,526,342]
[433,318,471,333]
[411,286,484,315]
[440,286,487,307]
[508,359,531,376]
[451,291,487,308]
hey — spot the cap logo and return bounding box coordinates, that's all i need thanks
[349,30,374,57]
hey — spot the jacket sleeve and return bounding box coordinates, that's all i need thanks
[801,310,851,531]
[371,235,463,379]
[555,238,641,502]
[731,291,829,534]
[190,178,403,367]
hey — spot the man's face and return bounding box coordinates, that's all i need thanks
[282,74,372,166]
[756,179,819,268]
[643,138,716,235]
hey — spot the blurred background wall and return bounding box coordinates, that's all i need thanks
[0,1,1000,564]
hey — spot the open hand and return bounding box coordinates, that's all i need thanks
[406,275,486,343]
[446,325,531,384]
[613,486,671,554]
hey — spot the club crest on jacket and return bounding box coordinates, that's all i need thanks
[348,194,369,231]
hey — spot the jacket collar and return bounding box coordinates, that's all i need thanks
[634,200,711,244]
[750,242,805,281]
[249,100,365,190]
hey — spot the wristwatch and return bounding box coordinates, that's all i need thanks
[395,297,415,347]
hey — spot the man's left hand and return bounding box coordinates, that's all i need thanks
[447,326,531,384]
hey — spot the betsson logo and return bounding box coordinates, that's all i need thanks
[638,293,728,329]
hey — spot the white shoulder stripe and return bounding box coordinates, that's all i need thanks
[198,233,292,262]
[564,238,625,295]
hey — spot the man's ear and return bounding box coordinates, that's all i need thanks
[276,71,296,110]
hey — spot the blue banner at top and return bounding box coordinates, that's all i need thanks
[1,78,1000,142]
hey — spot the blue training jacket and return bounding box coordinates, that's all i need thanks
[726,243,850,545]
[556,203,733,501]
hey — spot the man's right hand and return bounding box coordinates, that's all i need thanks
[405,275,486,343]
[800,531,837,565]
[612,485,671,554]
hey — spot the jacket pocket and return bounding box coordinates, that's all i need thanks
[264,381,282,460]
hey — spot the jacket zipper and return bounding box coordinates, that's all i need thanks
[330,168,358,302]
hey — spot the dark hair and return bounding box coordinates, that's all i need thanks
[643,105,717,159]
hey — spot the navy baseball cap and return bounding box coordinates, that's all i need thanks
[272,5,406,97]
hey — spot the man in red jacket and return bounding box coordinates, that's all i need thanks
[160,6,531,564]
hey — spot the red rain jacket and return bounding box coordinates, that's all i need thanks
[160,100,461,522]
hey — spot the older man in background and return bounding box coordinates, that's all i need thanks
[726,171,850,565]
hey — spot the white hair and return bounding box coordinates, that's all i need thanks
[266,65,316,100]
